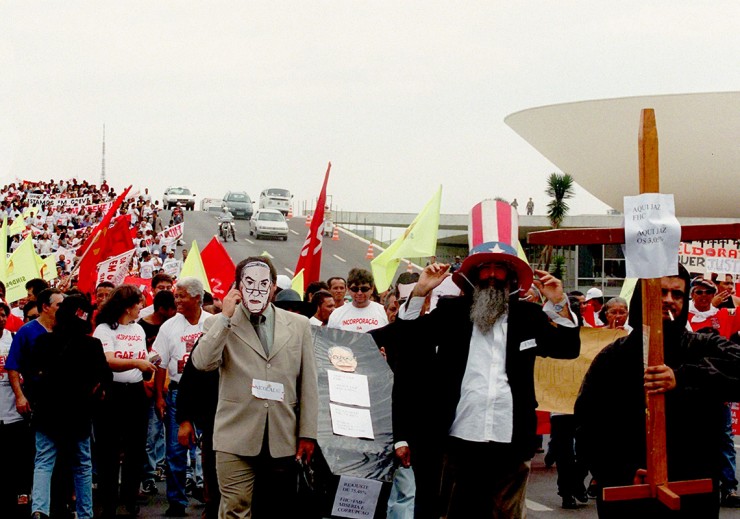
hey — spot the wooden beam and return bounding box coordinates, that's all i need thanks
[602,484,651,501]
[527,223,739,246]
[656,485,681,510]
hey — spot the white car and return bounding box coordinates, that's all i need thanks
[163,187,196,210]
[249,209,289,240]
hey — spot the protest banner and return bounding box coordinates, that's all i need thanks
[679,241,740,276]
[158,222,184,242]
[534,327,629,414]
[96,249,136,287]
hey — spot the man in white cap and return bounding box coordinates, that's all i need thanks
[583,287,605,327]
[394,200,580,519]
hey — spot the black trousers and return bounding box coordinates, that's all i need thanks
[0,419,34,518]
[94,381,148,515]
[549,414,588,498]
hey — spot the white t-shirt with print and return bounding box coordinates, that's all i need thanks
[93,322,148,383]
[0,330,22,424]
[327,301,388,333]
[152,311,209,384]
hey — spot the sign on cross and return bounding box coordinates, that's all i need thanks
[528,109,735,510]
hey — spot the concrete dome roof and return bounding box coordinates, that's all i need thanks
[505,92,740,218]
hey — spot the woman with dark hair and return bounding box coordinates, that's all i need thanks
[26,295,112,519]
[93,285,157,518]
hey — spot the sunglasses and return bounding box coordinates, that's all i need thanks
[349,286,372,293]
[692,289,715,296]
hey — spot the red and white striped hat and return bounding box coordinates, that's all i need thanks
[451,199,532,292]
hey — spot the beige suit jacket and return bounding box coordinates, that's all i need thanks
[192,305,318,458]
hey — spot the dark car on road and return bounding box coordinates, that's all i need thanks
[222,191,254,220]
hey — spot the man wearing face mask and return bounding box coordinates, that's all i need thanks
[191,257,318,518]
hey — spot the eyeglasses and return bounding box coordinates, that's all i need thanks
[692,289,715,296]
[349,286,371,293]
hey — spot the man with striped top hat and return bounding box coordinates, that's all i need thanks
[394,200,580,518]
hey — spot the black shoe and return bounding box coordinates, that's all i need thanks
[721,489,740,508]
[575,490,590,503]
[544,452,555,468]
[125,504,141,516]
[185,478,196,496]
[165,504,188,517]
[561,496,578,509]
[190,485,205,504]
[31,513,50,519]
[141,480,158,496]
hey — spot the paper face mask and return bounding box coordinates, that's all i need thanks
[328,346,357,373]
[240,262,273,315]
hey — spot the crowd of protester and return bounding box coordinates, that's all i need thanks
[1,184,738,519]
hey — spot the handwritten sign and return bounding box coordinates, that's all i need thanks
[329,403,374,439]
[331,476,383,518]
[327,370,371,408]
[623,193,680,278]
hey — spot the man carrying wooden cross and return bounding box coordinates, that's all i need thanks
[575,264,740,518]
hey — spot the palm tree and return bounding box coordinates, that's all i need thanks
[540,173,575,270]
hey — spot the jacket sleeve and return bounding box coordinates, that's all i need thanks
[673,333,740,401]
[191,314,229,372]
[534,304,581,360]
[297,319,319,440]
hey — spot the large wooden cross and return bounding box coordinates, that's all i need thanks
[529,109,737,510]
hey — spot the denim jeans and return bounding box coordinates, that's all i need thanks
[186,438,203,486]
[166,388,189,507]
[387,466,416,519]
[144,399,166,483]
[32,430,93,519]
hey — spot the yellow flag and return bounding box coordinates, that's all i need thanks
[619,278,638,309]
[371,186,442,293]
[37,254,58,282]
[0,216,7,280]
[5,235,42,303]
[179,241,212,293]
[291,269,305,300]
[8,216,25,236]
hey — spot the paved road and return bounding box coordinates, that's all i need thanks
[178,210,398,282]
[143,210,738,518]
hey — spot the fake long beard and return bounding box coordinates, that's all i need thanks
[470,285,510,334]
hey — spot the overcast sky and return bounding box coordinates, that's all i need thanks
[2,2,739,216]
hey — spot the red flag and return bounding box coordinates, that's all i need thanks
[201,236,236,300]
[77,214,135,296]
[76,185,132,258]
[295,163,331,290]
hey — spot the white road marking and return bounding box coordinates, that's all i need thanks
[525,499,553,512]
[284,268,294,276]
[735,443,740,450]
[245,239,254,244]
[333,254,346,262]
[290,229,300,235]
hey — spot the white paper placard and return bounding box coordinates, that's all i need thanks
[623,193,681,279]
[327,370,371,408]
[331,475,383,518]
[329,403,374,439]
[251,379,285,401]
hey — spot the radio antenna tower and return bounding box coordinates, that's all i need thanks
[100,124,106,185]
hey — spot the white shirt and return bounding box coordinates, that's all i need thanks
[139,260,156,279]
[402,296,576,443]
[309,316,323,327]
[152,312,209,383]
[327,301,388,333]
[93,322,148,383]
[0,329,23,424]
